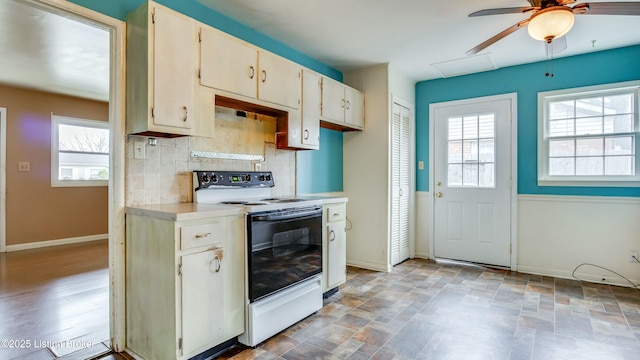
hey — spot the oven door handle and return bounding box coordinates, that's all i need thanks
[251,208,322,221]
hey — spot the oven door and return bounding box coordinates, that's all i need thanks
[246,206,323,303]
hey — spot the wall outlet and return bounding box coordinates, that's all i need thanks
[18,161,30,172]
[418,161,424,170]
[628,250,639,263]
[134,141,145,160]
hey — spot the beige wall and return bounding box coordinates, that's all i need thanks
[0,85,109,246]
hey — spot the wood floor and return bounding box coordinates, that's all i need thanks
[0,240,111,360]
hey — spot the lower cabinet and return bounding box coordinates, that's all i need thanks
[323,203,347,292]
[126,214,244,360]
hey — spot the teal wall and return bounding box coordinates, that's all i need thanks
[416,45,640,197]
[297,129,344,194]
[69,0,342,81]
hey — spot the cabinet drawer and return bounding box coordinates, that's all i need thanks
[326,204,346,222]
[181,219,226,250]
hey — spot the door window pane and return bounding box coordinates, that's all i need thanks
[447,114,495,188]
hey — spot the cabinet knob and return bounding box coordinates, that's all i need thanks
[329,230,336,242]
[249,66,255,79]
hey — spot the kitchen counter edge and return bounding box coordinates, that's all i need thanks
[126,203,245,221]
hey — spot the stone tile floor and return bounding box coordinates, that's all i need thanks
[220,258,640,360]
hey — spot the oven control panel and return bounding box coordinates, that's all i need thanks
[194,170,275,189]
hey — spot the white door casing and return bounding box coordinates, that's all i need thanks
[0,107,6,253]
[429,94,517,269]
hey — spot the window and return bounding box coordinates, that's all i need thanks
[538,81,640,187]
[51,115,109,187]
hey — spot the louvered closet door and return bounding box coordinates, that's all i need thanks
[391,102,411,265]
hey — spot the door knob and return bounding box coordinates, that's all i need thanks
[436,181,442,186]
[435,192,443,198]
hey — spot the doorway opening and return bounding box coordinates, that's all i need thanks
[0,0,125,355]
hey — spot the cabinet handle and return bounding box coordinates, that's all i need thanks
[341,99,345,109]
[329,230,336,242]
[261,70,267,83]
[346,100,351,110]
[249,66,255,79]
[399,188,403,196]
[210,255,222,273]
[195,232,212,238]
[182,106,188,121]
[303,129,309,140]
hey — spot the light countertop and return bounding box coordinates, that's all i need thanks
[126,196,348,221]
[125,203,245,222]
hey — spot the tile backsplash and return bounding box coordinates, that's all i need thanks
[125,111,296,206]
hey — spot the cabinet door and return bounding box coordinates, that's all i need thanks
[326,222,347,289]
[258,51,301,109]
[152,6,195,129]
[321,77,346,123]
[181,248,224,355]
[345,86,364,129]
[200,26,256,99]
[301,70,320,148]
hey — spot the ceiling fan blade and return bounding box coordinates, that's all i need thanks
[573,2,640,15]
[466,19,530,55]
[469,7,537,17]
[545,35,567,57]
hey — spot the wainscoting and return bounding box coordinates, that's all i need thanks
[414,191,640,287]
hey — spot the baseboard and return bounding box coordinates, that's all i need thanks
[413,251,430,259]
[517,265,640,288]
[6,234,108,252]
[347,259,391,272]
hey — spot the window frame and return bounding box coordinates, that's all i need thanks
[51,115,109,187]
[537,80,640,187]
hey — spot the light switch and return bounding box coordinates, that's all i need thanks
[418,161,424,170]
[18,162,30,172]
[134,141,145,160]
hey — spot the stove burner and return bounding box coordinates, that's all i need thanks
[261,198,306,203]
[219,200,270,206]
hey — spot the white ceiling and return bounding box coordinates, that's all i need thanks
[2,0,639,102]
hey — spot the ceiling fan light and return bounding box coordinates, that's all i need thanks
[527,6,575,42]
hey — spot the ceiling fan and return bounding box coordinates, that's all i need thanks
[466,0,640,55]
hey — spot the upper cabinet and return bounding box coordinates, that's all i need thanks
[277,70,321,150]
[199,27,301,110]
[320,76,364,131]
[126,2,214,137]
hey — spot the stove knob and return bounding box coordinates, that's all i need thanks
[201,174,209,183]
[265,174,272,181]
[259,175,265,181]
[211,174,218,183]
[244,175,252,182]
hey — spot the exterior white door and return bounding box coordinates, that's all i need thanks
[432,95,514,267]
[391,102,411,265]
